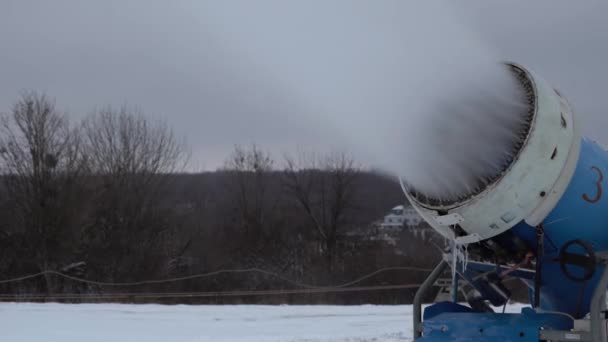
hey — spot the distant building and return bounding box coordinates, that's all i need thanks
[380,205,423,230]
[346,203,430,247]
[403,205,424,227]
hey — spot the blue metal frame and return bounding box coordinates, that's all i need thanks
[418,304,573,341]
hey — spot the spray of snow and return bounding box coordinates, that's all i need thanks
[402,66,530,202]
[200,1,530,201]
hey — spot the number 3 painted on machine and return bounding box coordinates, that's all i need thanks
[583,166,603,204]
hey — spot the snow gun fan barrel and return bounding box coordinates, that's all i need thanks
[403,62,580,242]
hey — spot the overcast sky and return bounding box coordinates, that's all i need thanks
[1,1,607,170]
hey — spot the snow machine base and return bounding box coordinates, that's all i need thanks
[418,303,574,341]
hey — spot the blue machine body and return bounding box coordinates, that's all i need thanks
[418,138,608,340]
[512,138,608,317]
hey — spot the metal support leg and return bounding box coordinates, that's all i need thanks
[413,260,448,339]
[452,274,459,303]
[590,261,608,342]
[534,224,544,308]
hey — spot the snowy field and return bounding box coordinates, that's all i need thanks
[0,303,526,342]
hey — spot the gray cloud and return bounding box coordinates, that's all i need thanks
[1,1,606,169]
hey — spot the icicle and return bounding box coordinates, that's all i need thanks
[449,227,476,283]
[451,238,458,281]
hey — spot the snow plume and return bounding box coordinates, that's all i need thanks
[200,1,530,202]
[401,65,530,202]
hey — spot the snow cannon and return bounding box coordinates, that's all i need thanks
[407,63,608,341]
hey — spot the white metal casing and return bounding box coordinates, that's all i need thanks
[403,63,581,242]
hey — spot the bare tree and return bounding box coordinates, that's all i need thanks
[0,91,87,293]
[223,144,274,236]
[221,145,287,272]
[283,151,361,271]
[81,105,188,281]
[83,105,186,179]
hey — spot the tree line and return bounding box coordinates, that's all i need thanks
[0,92,443,304]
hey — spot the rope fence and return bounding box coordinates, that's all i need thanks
[0,285,426,301]
[0,266,436,301]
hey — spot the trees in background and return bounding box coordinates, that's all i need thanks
[223,144,275,241]
[221,145,307,288]
[0,92,442,303]
[0,92,88,293]
[81,106,188,281]
[283,151,361,272]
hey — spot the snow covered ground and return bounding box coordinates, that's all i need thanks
[0,303,526,342]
